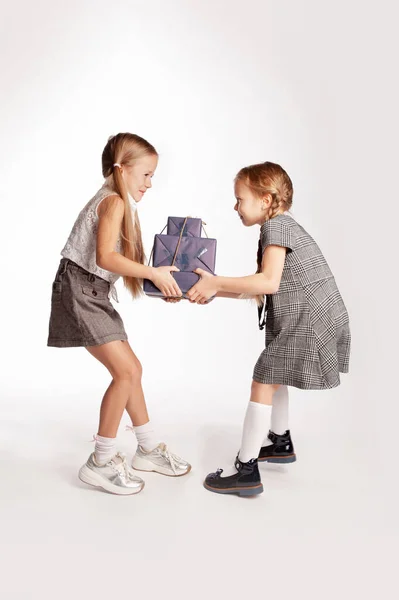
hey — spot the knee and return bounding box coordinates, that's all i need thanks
[114,359,142,385]
[134,359,143,380]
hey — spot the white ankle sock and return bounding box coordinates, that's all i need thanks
[133,421,160,451]
[94,434,117,465]
[262,385,289,446]
[239,401,271,462]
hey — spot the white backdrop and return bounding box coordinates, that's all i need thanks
[0,1,397,599]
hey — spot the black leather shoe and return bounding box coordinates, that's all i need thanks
[204,456,264,497]
[258,430,296,463]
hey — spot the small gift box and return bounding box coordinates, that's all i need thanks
[143,217,217,300]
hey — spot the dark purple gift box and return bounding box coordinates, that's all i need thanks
[143,217,217,300]
[167,216,202,238]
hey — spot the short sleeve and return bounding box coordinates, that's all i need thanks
[260,217,294,254]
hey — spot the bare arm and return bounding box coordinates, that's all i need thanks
[187,245,287,303]
[216,246,286,295]
[215,292,243,299]
[96,195,154,278]
[96,195,182,297]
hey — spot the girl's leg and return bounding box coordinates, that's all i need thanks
[259,384,296,463]
[78,340,146,495]
[218,382,280,476]
[270,384,289,434]
[260,384,289,448]
[204,383,290,496]
[121,341,160,451]
[238,382,280,462]
[86,340,143,438]
[121,342,149,426]
[250,381,280,406]
[203,381,279,496]
[87,340,190,476]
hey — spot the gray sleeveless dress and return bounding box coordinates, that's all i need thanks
[253,214,351,390]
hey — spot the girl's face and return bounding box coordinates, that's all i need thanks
[123,154,158,202]
[234,180,268,226]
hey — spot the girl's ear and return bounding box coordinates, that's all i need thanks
[261,193,272,210]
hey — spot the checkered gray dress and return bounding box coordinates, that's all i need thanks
[253,215,350,390]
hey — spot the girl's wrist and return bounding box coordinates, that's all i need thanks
[214,276,223,292]
[146,266,156,281]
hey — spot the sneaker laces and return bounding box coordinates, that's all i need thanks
[126,427,183,475]
[158,443,181,475]
[109,453,130,481]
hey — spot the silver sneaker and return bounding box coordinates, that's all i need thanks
[79,452,145,495]
[132,443,191,477]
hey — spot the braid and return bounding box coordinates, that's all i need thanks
[235,161,293,219]
[256,238,263,274]
[267,193,282,220]
[234,161,294,308]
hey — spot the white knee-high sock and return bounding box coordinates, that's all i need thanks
[263,385,289,446]
[94,435,117,465]
[271,385,289,434]
[239,401,272,463]
[133,421,160,452]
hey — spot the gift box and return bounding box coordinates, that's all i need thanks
[143,217,217,300]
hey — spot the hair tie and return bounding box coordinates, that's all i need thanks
[113,163,121,168]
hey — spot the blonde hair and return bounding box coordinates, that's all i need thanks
[101,133,158,299]
[235,161,294,306]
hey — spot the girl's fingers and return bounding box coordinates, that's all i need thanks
[173,285,182,297]
[168,276,182,297]
[163,287,172,297]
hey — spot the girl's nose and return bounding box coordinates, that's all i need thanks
[234,203,238,212]
[146,179,152,189]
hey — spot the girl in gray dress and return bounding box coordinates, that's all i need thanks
[187,161,350,497]
[48,133,191,495]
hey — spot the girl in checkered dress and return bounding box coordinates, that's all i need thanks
[187,162,351,497]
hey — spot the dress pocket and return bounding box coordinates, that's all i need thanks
[81,285,108,300]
